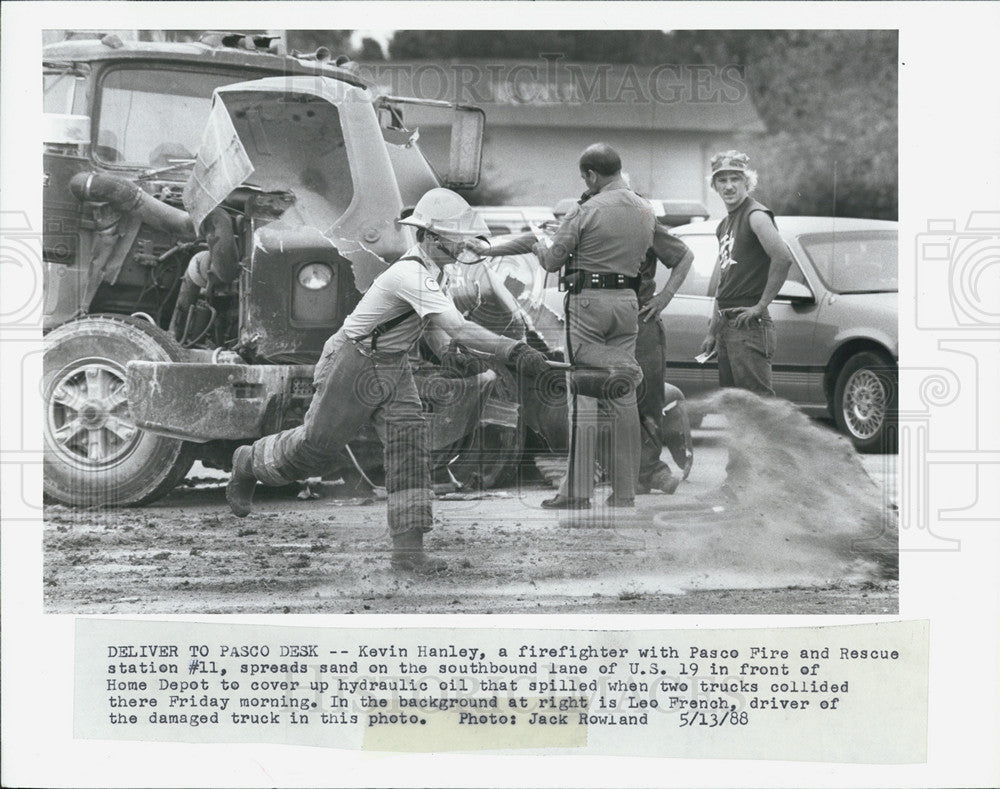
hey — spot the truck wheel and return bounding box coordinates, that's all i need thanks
[833,351,898,454]
[43,314,196,507]
[444,365,525,489]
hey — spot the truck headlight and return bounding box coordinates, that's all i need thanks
[298,262,333,290]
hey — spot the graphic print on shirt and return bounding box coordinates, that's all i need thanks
[718,228,737,271]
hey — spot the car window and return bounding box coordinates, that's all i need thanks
[96,66,259,167]
[656,233,718,297]
[798,231,898,293]
[785,257,808,286]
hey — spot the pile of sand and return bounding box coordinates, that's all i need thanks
[629,389,898,591]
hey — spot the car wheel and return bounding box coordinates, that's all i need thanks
[833,351,898,454]
[43,314,196,506]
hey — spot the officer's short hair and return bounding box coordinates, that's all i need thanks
[579,143,622,177]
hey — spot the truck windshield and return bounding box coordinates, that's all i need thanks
[96,66,253,167]
[798,231,898,294]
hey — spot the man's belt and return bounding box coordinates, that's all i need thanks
[559,270,641,294]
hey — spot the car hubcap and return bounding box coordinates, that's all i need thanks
[47,360,139,468]
[843,369,886,440]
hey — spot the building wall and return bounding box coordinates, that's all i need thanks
[417,125,741,216]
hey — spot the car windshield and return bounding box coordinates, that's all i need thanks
[96,66,259,168]
[797,230,898,294]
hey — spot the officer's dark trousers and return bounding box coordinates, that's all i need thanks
[559,289,642,501]
[635,314,673,485]
[250,336,431,536]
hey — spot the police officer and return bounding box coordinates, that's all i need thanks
[470,192,695,497]
[533,143,656,509]
[226,188,551,573]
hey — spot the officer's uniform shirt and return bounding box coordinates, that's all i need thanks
[338,245,465,353]
[540,180,656,276]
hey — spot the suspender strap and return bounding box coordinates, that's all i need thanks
[353,256,425,351]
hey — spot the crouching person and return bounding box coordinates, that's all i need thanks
[226,189,550,573]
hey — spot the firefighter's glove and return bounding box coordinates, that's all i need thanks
[440,350,489,378]
[507,341,551,380]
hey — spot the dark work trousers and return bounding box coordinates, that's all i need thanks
[635,314,673,486]
[558,288,642,501]
[716,310,776,484]
[250,335,431,537]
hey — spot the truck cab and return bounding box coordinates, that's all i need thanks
[42,34,493,506]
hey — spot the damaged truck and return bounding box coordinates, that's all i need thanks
[42,33,691,508]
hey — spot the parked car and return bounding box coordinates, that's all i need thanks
[658,216,898,452]
[473,205,557,235]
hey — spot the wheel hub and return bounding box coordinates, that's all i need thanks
[79,401,106,429]
[47,360,140,468]
[844,369,886,439]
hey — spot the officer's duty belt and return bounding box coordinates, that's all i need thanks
[559,270,641,294]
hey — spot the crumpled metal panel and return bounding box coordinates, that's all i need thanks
[187,76,414,296]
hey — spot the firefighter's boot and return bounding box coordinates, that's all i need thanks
[227,445,257,517]
[391,529,447,574]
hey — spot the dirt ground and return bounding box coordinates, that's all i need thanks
[43,407,899,616]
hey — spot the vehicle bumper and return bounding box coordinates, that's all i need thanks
[127,362,317,441]
[126,362,520,445]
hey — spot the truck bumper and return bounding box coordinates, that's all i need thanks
[126,362,316,442]
[126,362,519,445]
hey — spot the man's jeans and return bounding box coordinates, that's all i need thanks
[717,311,776,397]
[716,310,776,487]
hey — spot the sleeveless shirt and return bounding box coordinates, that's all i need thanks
[715,197,776,309]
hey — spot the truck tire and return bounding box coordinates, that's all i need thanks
[833,350,898,454]
[43,314,196,507]
[443,365,525,489]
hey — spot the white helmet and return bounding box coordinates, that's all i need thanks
[397,188,489,238]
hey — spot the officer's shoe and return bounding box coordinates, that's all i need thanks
[226,445,257,518]
[541,495,591,510]
[391,529,448,574]
[604,494,635,507]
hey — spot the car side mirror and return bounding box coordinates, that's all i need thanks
[777,280,815,303]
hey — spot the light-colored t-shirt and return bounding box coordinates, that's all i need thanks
[337,245,464,353]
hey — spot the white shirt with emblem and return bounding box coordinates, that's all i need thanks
[336,245,464,353]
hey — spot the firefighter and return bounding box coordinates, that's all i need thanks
[226,188,551,573]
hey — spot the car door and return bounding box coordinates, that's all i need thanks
[657,229,719,396]
[766,246,822,406]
